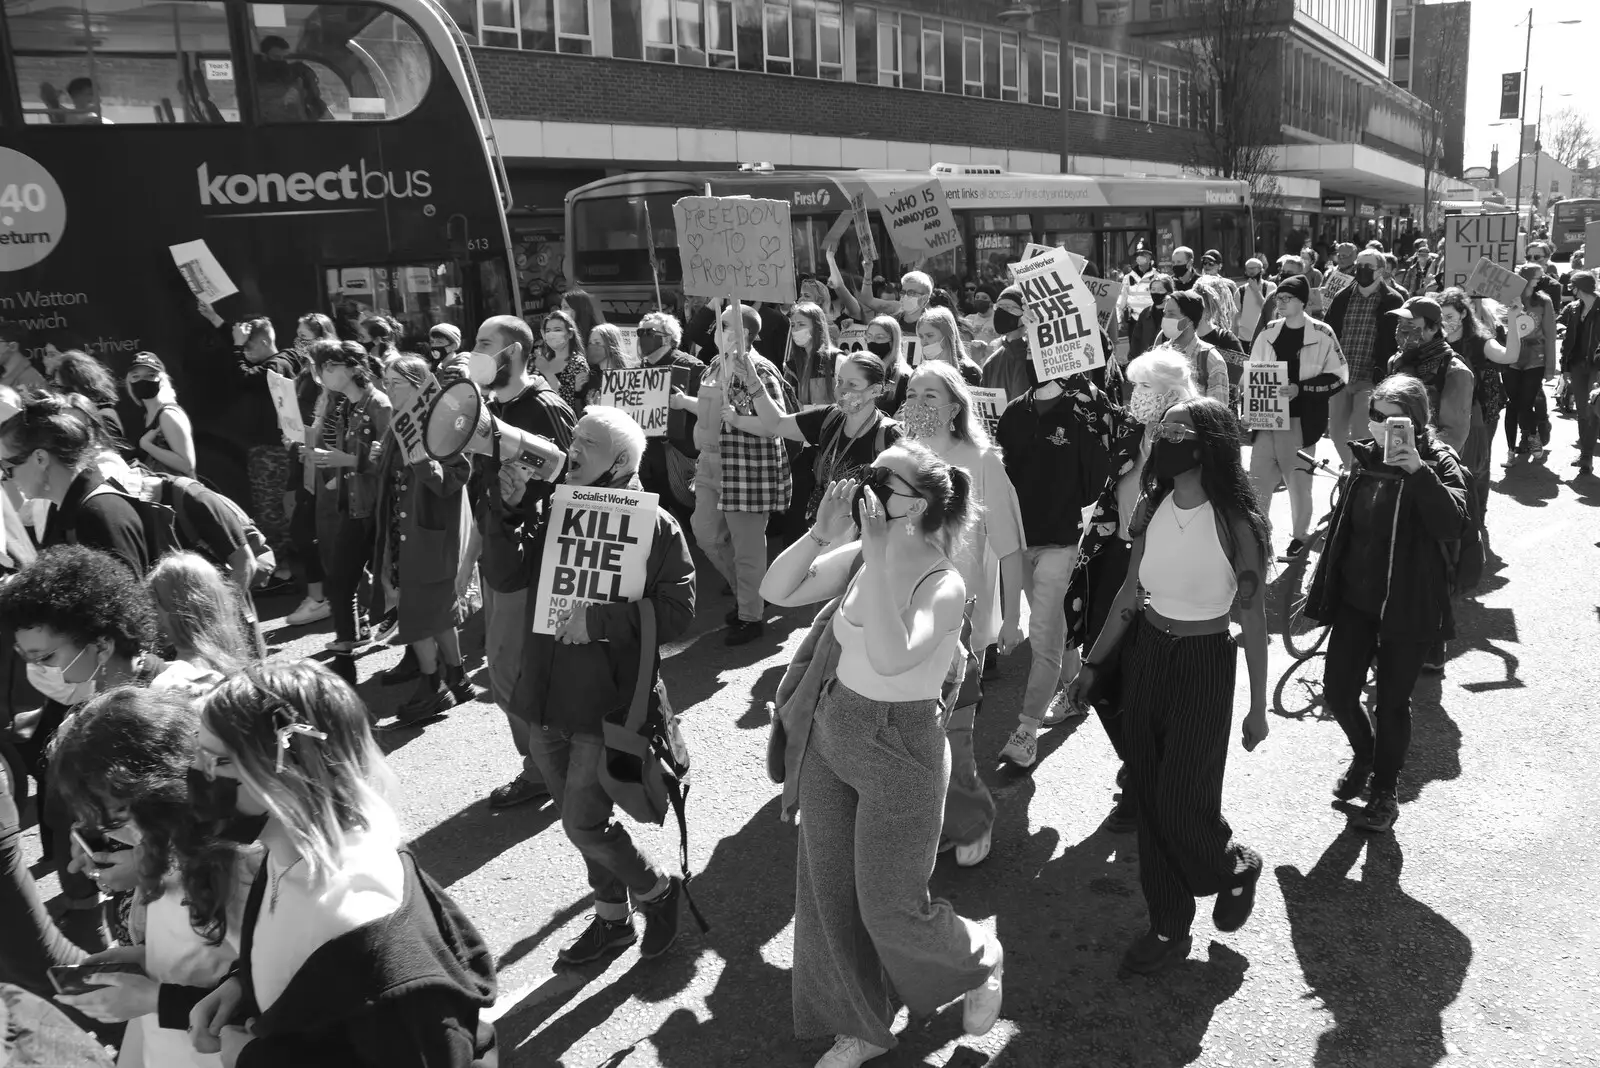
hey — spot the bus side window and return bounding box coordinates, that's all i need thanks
[248,4,432,123]
[7,0,240,125]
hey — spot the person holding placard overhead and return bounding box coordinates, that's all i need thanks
[1245,274,1348,559]
[467,316,576,810]
[500,407,697,965]
[849,270,934,365]
[697,303,792,647]
[761,443,1004,1067]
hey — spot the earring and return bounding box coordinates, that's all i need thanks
[904,519,918,537]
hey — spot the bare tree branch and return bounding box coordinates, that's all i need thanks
[1544,107,1598,171]
[1412,8,1468,231]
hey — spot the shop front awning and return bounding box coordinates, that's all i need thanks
[1268,143,1426,203]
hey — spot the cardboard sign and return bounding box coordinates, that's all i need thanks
[836,324,868,352]
[616,325,640,363]
[1322,269,1353,302]
[672,196,796,304]
[391,373,441,465]
[970,387,1007,441]
[1009,248,1105,380]
[264,370,304,441]
[1243,362,1289,432]
[169,240,238,303]
[596,366,671,438]
[1464,257,1527,305]
[850,192,877,268]
[1443,213,1520,289]
[1082,276,1122,337]
[532,484,658,635]
[881,180,961,260]
[1587,220,1600,261]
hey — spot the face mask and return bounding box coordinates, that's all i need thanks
[1161,316,1186,340]
[1355,266,1377,287]
[866,339,895,359]
[836,387,878,415]
[919,338,945,361]
[899,400,957,440]
[900,294,926,318]
[130,378,160,401]
[1173,262,1191,276]
[1368,420,1389,445]
[992,309,1022,335]
[637,333,664,358]
[1151,436,1200,480]
[1129,387,1178,425]
[26,645,98,706]
[186,766,267,842]
[791,327,813,350]
[851,479,895,527]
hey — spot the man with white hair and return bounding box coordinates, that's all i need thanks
[850,269,934,363]
[1236,257,1276,340]
[637,309,702,512]
[501,405,698,964]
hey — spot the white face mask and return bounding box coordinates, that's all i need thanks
[791,327,813,350]
[919,338,945,361]
[1161,316,1185,340]
[27,644,99,706]
[901,294,927,319]
[469,343,515,388]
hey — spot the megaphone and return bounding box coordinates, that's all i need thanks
[422,379,565,478]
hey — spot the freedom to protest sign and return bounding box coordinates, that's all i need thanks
[264,370,304,441]
[673,196,796,304]
[1464,256,1527,305]
[1443,212,1520,290]
[881,180,961,260]
[1010,247,1104,380]
[596,366,671,438]
[1243,362,1289,432]
[532,484,659,635]
[970,387,1007,440]
[392,373,442,465]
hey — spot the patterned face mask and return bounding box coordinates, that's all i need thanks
[899,400,959,439]
[1129,386,1179,425]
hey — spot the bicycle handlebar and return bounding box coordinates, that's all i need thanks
[1294,449,1340,477]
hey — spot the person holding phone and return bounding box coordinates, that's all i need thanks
[1064,398,1272,977]
[1301,374,1471,835]
[50,686,262,1067]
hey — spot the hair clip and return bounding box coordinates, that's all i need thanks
[275,722,329,772]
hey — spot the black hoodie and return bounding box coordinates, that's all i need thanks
[233,849,498,1068]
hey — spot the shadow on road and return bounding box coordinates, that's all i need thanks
[407,797,559,890]
[1276,831,1470,1068]
[1492,462,1561,509]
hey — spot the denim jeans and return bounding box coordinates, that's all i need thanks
[1321,601,1429,794]
[1249,420,1314,542]
[527,726,664,921]
[691,453,770,623]
[483,584,542,789]
[1020,545,1078,723]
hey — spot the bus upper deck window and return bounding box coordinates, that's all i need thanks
[248,4,431,123]
[7,0,240,125]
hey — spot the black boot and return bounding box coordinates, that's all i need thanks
[394,672,456,726]
[377,647,421,686]
[441,662,478,703]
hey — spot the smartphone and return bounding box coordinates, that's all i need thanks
[1383,417,1414,465]
[48,962,145,997]
[71,828,130,865]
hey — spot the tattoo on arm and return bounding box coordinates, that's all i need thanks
[1236,569,1261,605]
[806,564,818,582]
[1117,606,1137,624]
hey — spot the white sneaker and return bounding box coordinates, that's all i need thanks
[286,597,331,626]
[1040,687,1089,726]
[955,828,992,868]
[815,1035,887,1068]
[999,726,1037,768]
[963,941,1004,1036]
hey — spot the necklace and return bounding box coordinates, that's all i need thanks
[1170,498,1205,531]
[269,855,304,912]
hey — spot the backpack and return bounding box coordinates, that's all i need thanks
[597,598,709,934]
[76,483,179,573]
[162,476,276,582]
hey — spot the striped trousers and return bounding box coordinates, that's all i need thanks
[1122,615,1256,938]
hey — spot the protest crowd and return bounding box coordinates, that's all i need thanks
[0,204,1586,1068]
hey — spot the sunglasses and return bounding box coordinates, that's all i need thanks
[1368,406,1406,422]
[868,466,921,499]
[0,453,23,480]
[1150,421,1197,443]
[637,328,662,338]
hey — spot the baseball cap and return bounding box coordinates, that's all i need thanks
[1201,249,1222,266]
[1388,296,1441,327]
[129,351,166,374]
[996,285,1025,316]
[1571,270,1596,296]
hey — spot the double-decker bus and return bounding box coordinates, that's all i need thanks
[0,0,515,494]
[1551,198,1600,261]
[564,164,1252,322]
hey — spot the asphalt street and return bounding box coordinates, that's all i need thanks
[23,389,1600,1068]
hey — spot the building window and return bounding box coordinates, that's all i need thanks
[816,1,842,79]
[878,12,900,86]
[854,4,876,82]
[921,19,943,91]
[521,0,593,53]
[1000,34,1019,101]
[963,26,982,97]
[1393,36,1409,60]
[1042,42,1059,107]
[764,0,791,74]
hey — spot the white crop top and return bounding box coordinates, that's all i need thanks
[1138,497,1237,620]
[833,564,962,702]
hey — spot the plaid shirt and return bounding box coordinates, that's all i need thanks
[1337,287,1383,382]
[708,353,792,513]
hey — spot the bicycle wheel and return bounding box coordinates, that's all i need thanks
[1280,543,1331,660]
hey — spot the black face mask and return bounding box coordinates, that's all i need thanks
[992,309,1022,334]
[1151,437,1201,480]
[851,478,894,527]
[866,339,895,359]
[1354,266,1377,287]
[130,379,160,401]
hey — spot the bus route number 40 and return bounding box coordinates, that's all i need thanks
[0,183,49,221]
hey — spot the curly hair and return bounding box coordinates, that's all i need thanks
[0,545,156,657]
[51,686,244,945]
[1136,398,1270,561]
[50,350,119,409]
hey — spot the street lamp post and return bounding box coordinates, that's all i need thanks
[1512,11,1583,233]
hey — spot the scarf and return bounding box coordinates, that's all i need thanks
[1399,333,1452,383]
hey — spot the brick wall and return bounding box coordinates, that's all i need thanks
[475,47,1201,168]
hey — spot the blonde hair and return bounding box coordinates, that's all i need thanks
[147,552,251,675]
[1127,345,1201,399]
[906,362,991,449]
[588,323,632,371]
[199,661,398,886]
[915,306,971,367]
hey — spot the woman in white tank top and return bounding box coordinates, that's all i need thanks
[762,441,1004,1068]
[1066,398,1273,978]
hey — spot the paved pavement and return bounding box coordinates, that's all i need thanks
[25,394,1600,1068]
